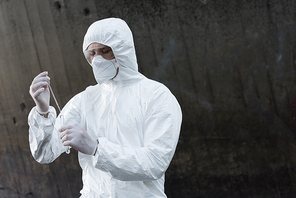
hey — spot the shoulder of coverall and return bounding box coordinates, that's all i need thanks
[140,78,177,101]
[140,78,182,122]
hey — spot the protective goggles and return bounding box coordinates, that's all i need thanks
[83,46,113,64]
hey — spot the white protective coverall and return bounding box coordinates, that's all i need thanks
[28,18,182,198]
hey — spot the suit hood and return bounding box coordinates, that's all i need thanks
[83,18,144,86]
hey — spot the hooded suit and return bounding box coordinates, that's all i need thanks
[28,18,182,198]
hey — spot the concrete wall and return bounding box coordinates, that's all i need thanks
[0,0,296,197]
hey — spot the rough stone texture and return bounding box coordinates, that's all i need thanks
[0,0,296,197]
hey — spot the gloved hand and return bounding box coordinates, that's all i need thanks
[59,125,97,155]
[29,71,50,113]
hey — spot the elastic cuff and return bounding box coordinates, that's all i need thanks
[36,108,49,115]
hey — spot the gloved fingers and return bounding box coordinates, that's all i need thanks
[30,72,50,91]
[30,81,48,94]
[33,76,50,84]
[58,125,74,133]
[32,87,46,98]
[61,134,73,144]
[59,129,71,139]
[63,140,71,147]
[33,71,49,81]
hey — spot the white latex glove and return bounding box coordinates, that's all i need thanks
[59,125,97,155]
[29,71,50,113]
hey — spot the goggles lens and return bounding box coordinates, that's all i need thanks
[83,46,113,64]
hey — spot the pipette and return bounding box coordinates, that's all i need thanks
[48,84,71,154]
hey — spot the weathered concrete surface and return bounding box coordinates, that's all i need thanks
[0,0,296,197]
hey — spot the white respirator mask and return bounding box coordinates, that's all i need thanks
[91,56,119,84]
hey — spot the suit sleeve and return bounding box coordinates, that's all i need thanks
[28,93,82,163]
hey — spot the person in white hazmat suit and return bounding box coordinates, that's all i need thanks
[28,18,182,197]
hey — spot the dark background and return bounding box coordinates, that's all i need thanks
[0,0,296,197]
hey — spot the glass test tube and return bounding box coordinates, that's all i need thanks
[60,114,71,154]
